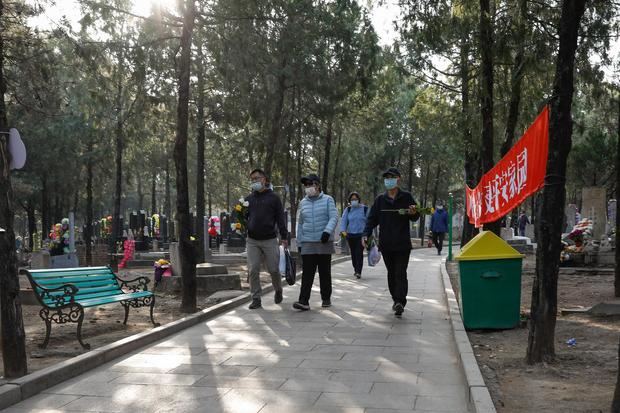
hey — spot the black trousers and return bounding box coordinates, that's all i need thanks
[382,250,410,306]
[432,232,446,253]
[347,236,364,274]
[298,254,332,304]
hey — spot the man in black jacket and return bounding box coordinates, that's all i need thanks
[363,167,420,317]
[245,168,288,309]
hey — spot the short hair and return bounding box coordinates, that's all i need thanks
[250,168,267,178]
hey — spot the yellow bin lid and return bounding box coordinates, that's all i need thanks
[455,230,525,261]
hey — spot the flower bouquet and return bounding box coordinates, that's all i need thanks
[233,198,249,231]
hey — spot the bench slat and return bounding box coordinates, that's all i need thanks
[30,270,113,279]
[44,285,123,298]
[35,274,117,286]
[77,291,153,307]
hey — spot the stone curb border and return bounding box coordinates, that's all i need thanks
[440,260,496,413]
[0,255,352,410]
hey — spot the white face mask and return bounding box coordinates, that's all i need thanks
[351,200,359,207]
[305,186,317,197]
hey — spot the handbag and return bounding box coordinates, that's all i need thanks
[284,248,297,285]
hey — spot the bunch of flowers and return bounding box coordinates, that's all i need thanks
[233,198,249,230]
[567,228,584,244]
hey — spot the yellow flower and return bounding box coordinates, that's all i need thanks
[235,204,242,212]
[235,223,242,229]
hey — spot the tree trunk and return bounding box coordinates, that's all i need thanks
[174,0,196,313]
[616,97,620,297]
[165,157,171,218]
[322,118,333,194]
[111,79,123,254]
[418,162,431,243]
[264,59,287,178]
[0,0,28,375]
[137,174,143,211]
[151,170,157,214]
[500,0,528,157]
[408,127,414,193]
[26,202,36,251]
[195,44,206,262]
[526,0,586,365]
[460,29,478,246]
[41,176,49,244]
[331,125,342,199]
[479,0,501,236]
[86,149,94,266]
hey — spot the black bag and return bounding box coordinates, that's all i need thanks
[284,248,297,286]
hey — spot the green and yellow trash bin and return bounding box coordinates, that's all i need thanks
[455,231,524,329]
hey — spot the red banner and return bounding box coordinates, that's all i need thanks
[466,106,549,228]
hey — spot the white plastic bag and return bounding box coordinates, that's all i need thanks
[368,244,381,267]
[278,245,286,275]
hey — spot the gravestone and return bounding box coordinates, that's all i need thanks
[170,242,181,276]
[565,204,577,232]
[582,187,607,239]
[525,223,535,240]
[500,227,513,241]
[31,250,50,269]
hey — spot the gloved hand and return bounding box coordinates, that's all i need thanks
[320,232,330,243]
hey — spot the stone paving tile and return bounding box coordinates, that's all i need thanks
[4,393,80,411]
[259,405,364,413]
[298,359,380,371]
[192,377,286,389]
[314,392,416,410]
[414,395,470,412]
[247,366,334,379]
[279,378,372,393]
[167,364,256,376]
[109,372,203,386]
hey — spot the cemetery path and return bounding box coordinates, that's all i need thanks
[4,249,472,413]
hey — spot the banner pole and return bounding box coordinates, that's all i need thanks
[448,193,453,261]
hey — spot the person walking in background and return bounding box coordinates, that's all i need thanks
[293,173,338,311]
[245,168,288,310]
[363,167,420,318]
[340,192,368,279]
[430,202,448,255]
[518,211,530,237]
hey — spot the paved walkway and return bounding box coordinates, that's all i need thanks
[4,248,470,413]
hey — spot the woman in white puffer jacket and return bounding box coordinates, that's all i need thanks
[293,173,338,311]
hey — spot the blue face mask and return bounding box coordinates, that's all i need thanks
[351,200,359,207]
[384,178,398,190]
[250,181,263,192]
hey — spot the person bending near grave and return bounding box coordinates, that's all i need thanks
[245,168,288,310]
[363,167,420,318]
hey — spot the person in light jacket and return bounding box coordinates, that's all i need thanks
[340,192,368,279]
[293,173,338,311]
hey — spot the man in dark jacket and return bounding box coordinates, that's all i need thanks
[430,202,449,255]
[363,167,420,317]
[245,168,288,309]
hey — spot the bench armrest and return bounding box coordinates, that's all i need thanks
[115,275,150,292]
[36,283,78,307]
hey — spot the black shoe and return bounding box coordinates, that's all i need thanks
[394,302,404,317]
[249,300,262,310]
[354,273,361,279]
[274,289,283,304]
[392,302,397,311]
[321,300,332,308]
[293,301,310,311]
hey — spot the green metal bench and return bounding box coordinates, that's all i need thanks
[25,266,159,349]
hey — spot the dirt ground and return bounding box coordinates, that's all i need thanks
[0,263,264,382]
[447,257,619,413]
